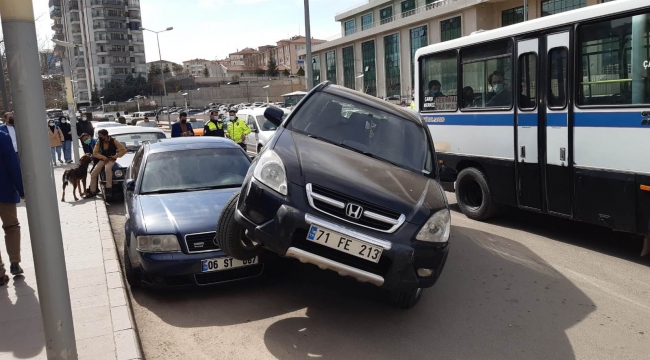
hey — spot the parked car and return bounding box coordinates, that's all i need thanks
[216,83,457,309]
[126,98,135,102]
[135,120,159,128]
[188,119,206,136]
[108,101,118,106]
[92,122,128,137]
[98,126,166,200]
[123,137,263,288]
[236,107,280,155]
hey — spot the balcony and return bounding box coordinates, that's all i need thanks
[127,0,140,8]
[76,59,85,68]
[69,1,79,11]
[52,33,64,41]
[106,38,129,45]
[51,23,63,31]
[109,50,130,57]
[49,0,61,6]
[50,8,61,19]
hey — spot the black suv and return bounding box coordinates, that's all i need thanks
[216,83,457,308]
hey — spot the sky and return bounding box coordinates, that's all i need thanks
[30,0,350,64]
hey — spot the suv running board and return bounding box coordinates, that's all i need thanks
[285,247,384,287]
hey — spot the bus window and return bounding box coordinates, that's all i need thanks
[549,48,568,109]
[578,14,650,106]
[461,40,513,109]
[518,53,537,110]
[419,50,457,111]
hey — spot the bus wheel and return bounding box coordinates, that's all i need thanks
[456,167,499,221]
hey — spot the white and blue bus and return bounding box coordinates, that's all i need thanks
[414,0,650,236]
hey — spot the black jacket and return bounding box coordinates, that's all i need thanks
[76,120,94,137]
[59,122,72,141]
[203,120,225,137]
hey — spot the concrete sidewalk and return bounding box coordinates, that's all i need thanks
[0,166,140,360]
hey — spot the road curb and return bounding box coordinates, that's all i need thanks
[95,197,145,360]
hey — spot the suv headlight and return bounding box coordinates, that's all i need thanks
[136,235,181,252]
[253,149,288,195]
[415,209,450,243]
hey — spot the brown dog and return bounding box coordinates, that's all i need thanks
[61,155,93,202]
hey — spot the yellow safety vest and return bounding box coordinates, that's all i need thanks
[410,101,415,109]
[207,121,223,131]
[226,118,251,143]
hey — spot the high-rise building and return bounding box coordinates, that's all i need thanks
[49,0,146,105]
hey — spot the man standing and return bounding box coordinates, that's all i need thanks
[0,131,24,286]
[58,116,73,163]
[0,112,18,155]
[225,110,251,150]
[76,113,95,146]
[171,112,194,138]
[204,111,225,137]
[85,129,126,200]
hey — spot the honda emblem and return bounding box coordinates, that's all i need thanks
[345,203,363,219]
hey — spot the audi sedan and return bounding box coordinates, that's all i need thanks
[123,137,263,288]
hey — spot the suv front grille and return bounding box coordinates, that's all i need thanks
[306,183,405,233]
[185,232,220,253]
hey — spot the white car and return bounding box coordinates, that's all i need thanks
[235,107,282,155]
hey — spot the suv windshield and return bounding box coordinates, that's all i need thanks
[140,148,250,194]
[287,92,432,173]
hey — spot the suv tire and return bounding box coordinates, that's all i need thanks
[391,287,423,309]
[215,190,263,260]
[456,167,499,221]
[123,242,139,289]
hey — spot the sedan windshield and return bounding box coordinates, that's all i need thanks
[287,92,433,173]
[255,115,278,131]
[140,148,250,194]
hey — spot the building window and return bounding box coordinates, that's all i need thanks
[130,57,135,63]
[384,34,401,98]
[344,20,355,36]
[410,26,428,89]
[362,40,376,96]
[326,50,337,84]
[343,46,355,90]
[541,0,585,17]
[312,55,321,83]
[361,13,373,31]
[502,6,525,26]
[401,0,416,18]
[441,16,462,42]
[380,6,393,25]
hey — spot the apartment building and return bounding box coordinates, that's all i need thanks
[50,0,147,105]
[250,36,327,74]
[183,58,213,77]
[312,0,613,98]
[146,60,181,75]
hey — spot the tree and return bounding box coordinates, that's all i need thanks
[91,85,100,105]
[203,65,210,78]
[283,68,290,76]
[254,67,265,76]
[267,55,279,77]
[172,63,184,74]
[147,65,162,93]
[297,67,305,76]
[163,64,171,75]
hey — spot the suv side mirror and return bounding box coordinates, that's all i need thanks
[125,179,135,191]
[439,165,458,183]
[264,106,284,127]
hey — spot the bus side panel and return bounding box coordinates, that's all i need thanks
[574,168,636,233]
[636,174,650,236]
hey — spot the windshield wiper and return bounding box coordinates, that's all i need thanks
[140,189,193,195]
[189,185,241,191]
[141,185,240,195]
[335,142,409,170]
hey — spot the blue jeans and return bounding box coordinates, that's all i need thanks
[63,140,72,161]
[50,146,62,165]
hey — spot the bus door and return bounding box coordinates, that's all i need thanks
[515,39,542,211]
[544,31,572,217]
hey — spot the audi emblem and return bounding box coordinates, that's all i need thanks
[345,203,364,219]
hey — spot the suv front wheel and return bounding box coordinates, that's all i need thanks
[391,287,423,309]
[215,190,263,260]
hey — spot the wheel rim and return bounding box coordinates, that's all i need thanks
[239,228,260,251]
[460,176,483,211]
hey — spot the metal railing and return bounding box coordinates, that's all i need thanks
[335,0,371,16]
[91,0,124,5]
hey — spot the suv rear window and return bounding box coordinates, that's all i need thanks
[287,92,433,173]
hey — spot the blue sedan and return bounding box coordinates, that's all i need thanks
[122,137,263,288]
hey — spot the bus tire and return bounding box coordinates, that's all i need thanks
[456,167,499,221]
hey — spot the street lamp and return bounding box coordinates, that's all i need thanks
[263,85,270,103]
[182,92,188,111]
[52,38,80,163]
[140,27,173,125]
[134,95,145,112]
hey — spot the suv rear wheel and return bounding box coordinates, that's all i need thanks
[215,190,263,260]
[391,287,423,309]
[456,167,499,221]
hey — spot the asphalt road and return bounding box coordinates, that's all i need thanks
[106,193,650,360]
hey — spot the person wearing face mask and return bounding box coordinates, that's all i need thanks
[427,80,445,99]
[48,120,64,166]
[76,112,95,147]
[225,110,251,150]
[57,116,73,163]
[171,112,195,138]
[486,70,512,107]
[203,110,225,137]
[0,112,17,156]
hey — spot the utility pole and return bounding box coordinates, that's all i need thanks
[141,27,173,125]
[304,0,313,90]
[0,41,9,111]
[0,1,78,359]
[524,0,528,21]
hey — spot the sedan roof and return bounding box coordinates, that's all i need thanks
[146,137,244,154]
[106,126,165,136]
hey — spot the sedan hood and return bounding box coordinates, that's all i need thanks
[138,188,238,235]
[113,153,135,169]
[279,132,445,224]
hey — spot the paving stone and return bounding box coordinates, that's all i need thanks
[114,329,139,360]
[108,287,127,307]
[111,305,132,331]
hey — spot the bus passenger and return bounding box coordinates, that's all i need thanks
[428,80,445,98]
[462,86,475,108]
[486,71,512,107]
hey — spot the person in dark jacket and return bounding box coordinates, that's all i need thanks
[0,131,24,286]
[76,115,94,146]
[203,111,225,137]
[86,129,126,199]
[58,116,73,163]
[171,112,194,138]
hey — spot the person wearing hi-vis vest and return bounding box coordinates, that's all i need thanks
[203,110,225,137]
[225,110,251,149]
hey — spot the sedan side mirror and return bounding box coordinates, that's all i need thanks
[125,179,135,191]
[263,106,284,127]
[439,165,458,183]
